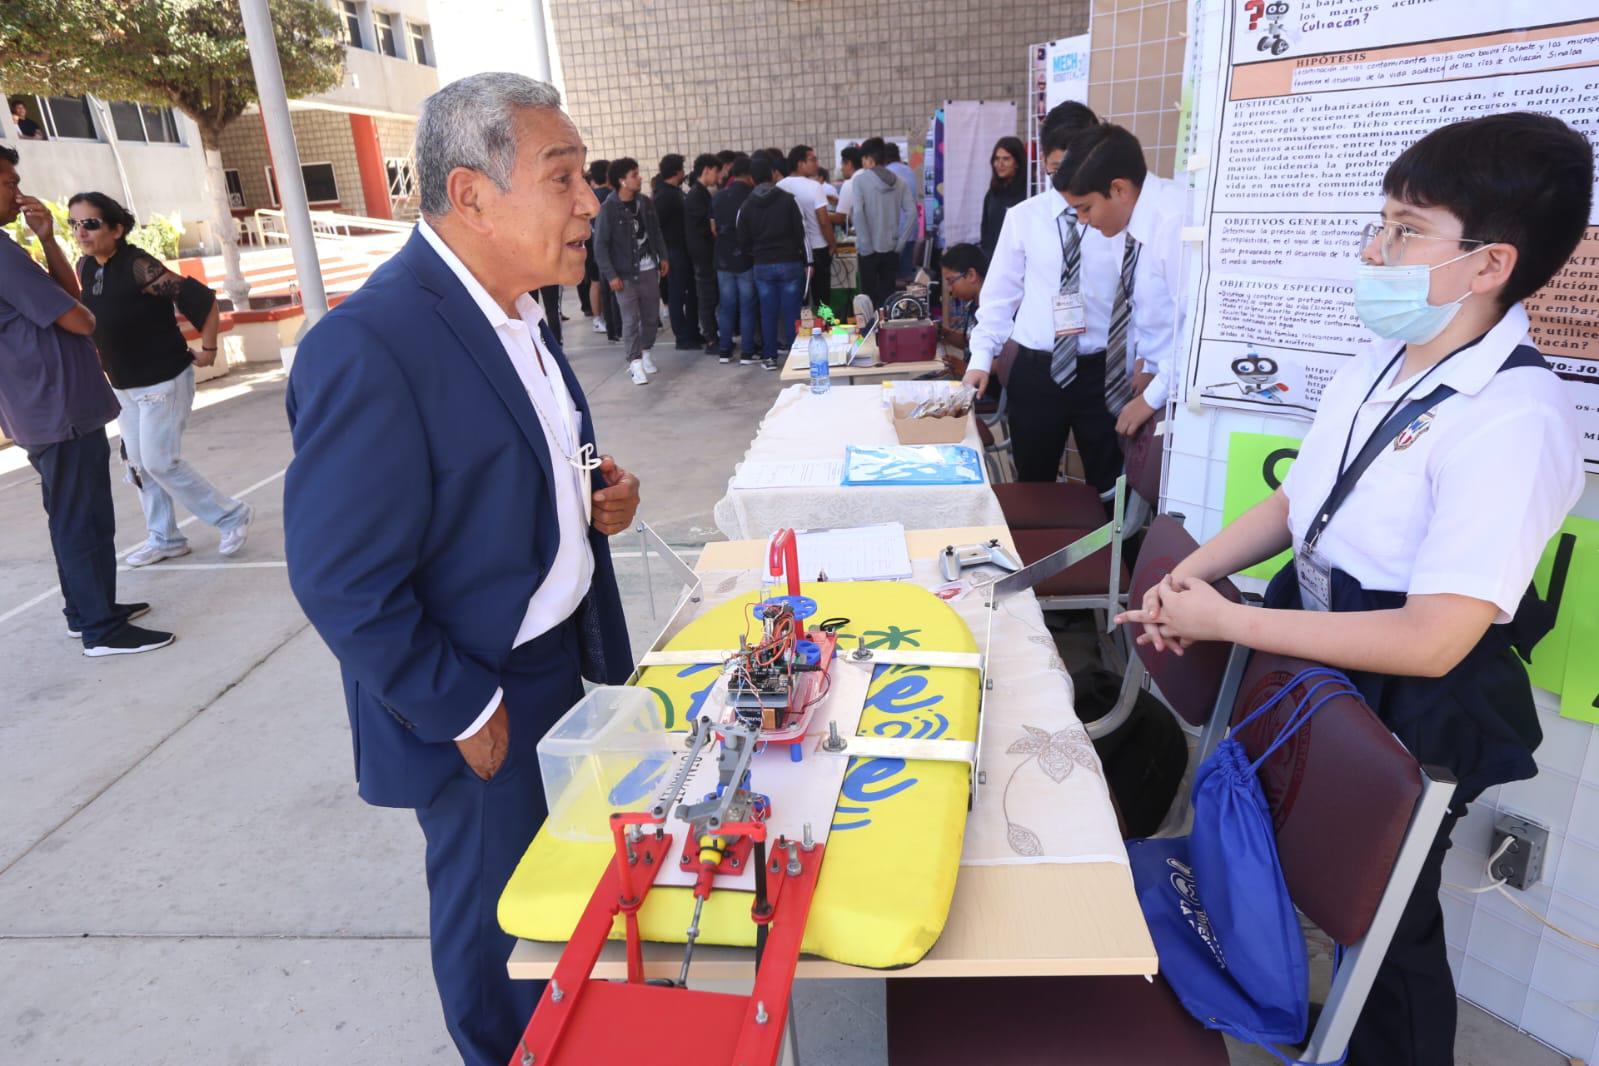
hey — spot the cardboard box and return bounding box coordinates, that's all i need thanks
[891,400,970,444]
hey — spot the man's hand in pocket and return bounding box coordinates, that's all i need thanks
[456,700,509,780]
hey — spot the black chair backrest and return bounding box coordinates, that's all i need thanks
[1122,515,1241,727]
[1122,408,1164,504]
[1229,653,1424,945]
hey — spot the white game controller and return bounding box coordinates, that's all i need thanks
[939,539,1023,583]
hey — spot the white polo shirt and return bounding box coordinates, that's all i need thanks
[1282,302,1583,623]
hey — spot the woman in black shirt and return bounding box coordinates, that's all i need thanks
[980,136,1028,263]
[68,192,252,567]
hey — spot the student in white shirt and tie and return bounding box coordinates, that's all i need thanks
[962,111,1145,488]
[1058,123,1188,437]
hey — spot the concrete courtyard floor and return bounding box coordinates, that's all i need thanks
[0,297,1568,1064]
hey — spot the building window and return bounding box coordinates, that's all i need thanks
[386,157,417,199]
[107,101,182,145]
[224,169,246,210]
[375,11,399,57]
[340,0,365,49]
[266,162,341,207]
[33,95,99,140]
[406,21,433,66]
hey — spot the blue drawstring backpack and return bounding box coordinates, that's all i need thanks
[1129,668,1357,1063]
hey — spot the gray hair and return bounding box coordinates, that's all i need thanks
[415,73,563,217]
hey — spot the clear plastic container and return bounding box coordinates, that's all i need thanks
[538,686,680,842]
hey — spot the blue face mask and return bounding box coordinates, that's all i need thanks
[1352,246,1488,344]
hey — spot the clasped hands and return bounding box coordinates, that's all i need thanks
[1113,572,1235,656]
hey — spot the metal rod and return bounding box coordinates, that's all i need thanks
[640,522,656,618]
[237,0,329,324]
[677,894,706,988]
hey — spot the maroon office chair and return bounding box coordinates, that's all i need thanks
[886,653,1456,1066]
[995,409,1164,529]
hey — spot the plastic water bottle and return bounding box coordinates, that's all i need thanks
[808,327,831,395]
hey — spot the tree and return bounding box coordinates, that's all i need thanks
[0,0,345,308]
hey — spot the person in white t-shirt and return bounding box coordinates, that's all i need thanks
[776,144,836,310]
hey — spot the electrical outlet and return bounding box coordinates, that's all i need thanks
[1490,814,1548,891]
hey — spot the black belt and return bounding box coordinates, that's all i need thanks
[1017,344,1106,360]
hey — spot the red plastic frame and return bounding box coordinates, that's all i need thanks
[511,813,826,1066]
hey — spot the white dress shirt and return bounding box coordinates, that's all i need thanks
[1282,303,1582,623]
[418,221,596,740]
[777,175,831,251]
[1122,173,1186,409]
[967,188,1122,377]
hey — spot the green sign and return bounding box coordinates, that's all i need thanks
[1222,432,1303,580]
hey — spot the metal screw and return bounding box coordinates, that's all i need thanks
[519,1039,536,1065]
[823,720,847,752]
[731,856,741,868]
[786,841,802,877]
[550,979,564,1003]
[978,771,988,785]
[852,635,871,661]
[755,1000,769,1024]
[802,823,814,851]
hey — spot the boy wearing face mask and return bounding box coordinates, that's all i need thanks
[1118,112,1590,1065]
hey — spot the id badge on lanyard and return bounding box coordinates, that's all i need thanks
[1295,543,1332,612]
[1053,291,1086,337]
[1054,216,1087,338]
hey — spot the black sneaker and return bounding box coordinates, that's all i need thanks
[83,622,175,657]
[762,358,779,372]
[718,351,732,364]
[704,339,720,355]
[66,602,150,639]
[739,353,757,366]
[674,340,700,351]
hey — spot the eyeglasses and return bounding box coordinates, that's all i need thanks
[1359,220,1486,263]
[67,218,105,232]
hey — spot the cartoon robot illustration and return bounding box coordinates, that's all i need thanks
[1206,351,1292,403]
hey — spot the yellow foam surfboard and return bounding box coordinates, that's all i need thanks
[498,580,980,969]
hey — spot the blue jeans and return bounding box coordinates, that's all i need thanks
[753,260,806,360]
[717,269,758,358]
[113,365,247,548]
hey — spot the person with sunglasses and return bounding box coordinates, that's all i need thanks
[1118,112,1590,1065]
[67,192,252,567]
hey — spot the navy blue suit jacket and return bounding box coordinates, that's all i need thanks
[284,230,633,809]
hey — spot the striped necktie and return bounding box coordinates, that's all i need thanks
[1104,236,1140,413]
[1049,216,1083,388]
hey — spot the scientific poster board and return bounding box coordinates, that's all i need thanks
[1183,2,1599,470]
[1028,34,1092,194]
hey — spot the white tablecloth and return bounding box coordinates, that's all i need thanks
[713,385,1007,539]
[687,561,1128,869]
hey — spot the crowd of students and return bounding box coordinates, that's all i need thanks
[572,137,917,382]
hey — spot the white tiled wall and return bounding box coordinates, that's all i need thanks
[1160,400,1599,1061]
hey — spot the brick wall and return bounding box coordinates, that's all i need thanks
[217,110,369,215]
[549,0,1089,181]
[1086,0,1188,177]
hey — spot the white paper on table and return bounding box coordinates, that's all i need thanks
[788,522,913,581]
[730,460,844,490]
[653,657,874,891]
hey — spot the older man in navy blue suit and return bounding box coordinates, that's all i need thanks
[283,74,638,1065]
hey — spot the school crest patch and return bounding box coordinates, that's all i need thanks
[1393,409,1436,452]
